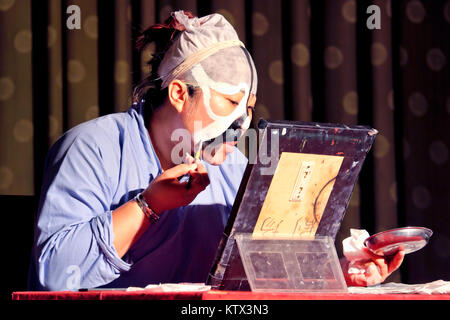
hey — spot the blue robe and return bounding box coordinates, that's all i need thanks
[28,105,247,290]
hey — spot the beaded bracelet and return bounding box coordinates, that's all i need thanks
[135,193,160,223]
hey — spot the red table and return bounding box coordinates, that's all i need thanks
[11,290,450,300]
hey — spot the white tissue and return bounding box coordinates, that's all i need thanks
[342,229,372,274]
[342,229,371,261]
[348,280,450,294]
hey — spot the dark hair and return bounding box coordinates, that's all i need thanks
[133,11,197,120]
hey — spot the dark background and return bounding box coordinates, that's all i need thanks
[1,0,449,297]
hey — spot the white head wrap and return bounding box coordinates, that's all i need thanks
[157,11,258,146]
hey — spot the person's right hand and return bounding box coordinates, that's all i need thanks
[340,247,405,287]
[141,161,210,215]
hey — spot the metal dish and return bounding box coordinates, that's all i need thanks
[364,227,433,257]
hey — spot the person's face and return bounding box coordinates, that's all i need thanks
[184,87,256,165]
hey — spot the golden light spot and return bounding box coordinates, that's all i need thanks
[0,166,14,190]
[14,30,32,53]
[342,91,358,115]
[67,60,86,83]
[406,0,426,24]
[373,134,390,158]
[371,42,388,66]
[268,60,283,85]
[0,0,15,11]
[291,43,310,67]
[115,60,130,84]
[13,118,33,143]
[252,12,269,36]
[429,140,448,165]
[324,46,344,69]
[85,105,99,121]
[408,92,428,117]
[342,0,356,23]
[84,15,98,39]
[426,48,446,71]
[0,77,15,101]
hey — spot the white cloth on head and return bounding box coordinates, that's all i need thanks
[158,10,257,95]
[157,11,258,146]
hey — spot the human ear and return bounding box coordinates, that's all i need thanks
[167,80,189,113]
[248,94,257,107]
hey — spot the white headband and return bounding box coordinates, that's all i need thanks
[157,11,246,86]
[161,40,245,88]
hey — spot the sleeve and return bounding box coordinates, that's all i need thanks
[34,128,132,291]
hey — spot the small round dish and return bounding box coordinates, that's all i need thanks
[364,227,433,257]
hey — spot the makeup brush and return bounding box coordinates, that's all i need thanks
[186,141,202,189]
[178,141,202,188]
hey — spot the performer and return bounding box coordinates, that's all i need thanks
[29,11,403,291]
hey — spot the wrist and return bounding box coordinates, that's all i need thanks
[141,189,162,215]
[135,193,160,223]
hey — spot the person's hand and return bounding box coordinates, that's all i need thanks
[340,247,405,287]
[142,160,210,214]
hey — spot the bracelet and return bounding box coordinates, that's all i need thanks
[135,193,160,223]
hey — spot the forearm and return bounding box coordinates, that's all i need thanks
[37,212,132,290]
[112,199,152,257]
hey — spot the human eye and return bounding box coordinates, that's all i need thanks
[227,98,239,106]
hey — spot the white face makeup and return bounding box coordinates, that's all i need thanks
[155,11,258,155]
[189,64,251,146]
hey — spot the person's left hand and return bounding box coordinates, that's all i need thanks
[340,247,405,287]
